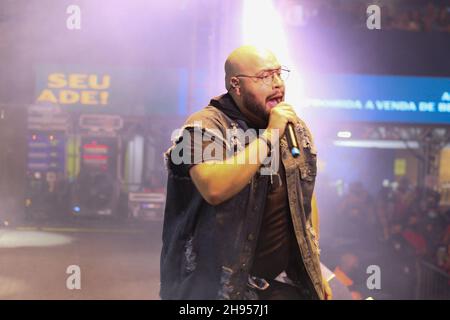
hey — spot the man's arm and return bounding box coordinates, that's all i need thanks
[189,104,298,206]
[189,130,272,205]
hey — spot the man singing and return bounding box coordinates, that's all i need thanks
[160,45,332,300]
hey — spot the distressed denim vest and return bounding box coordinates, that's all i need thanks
[160,94,324,300]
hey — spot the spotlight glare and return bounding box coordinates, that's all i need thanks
[337,131,352,139]
[242,0,303,107]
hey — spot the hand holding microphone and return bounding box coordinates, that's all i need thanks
[286,122,300,158]
[266,103,300,158]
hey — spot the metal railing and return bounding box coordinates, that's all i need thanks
[415,260,450,300]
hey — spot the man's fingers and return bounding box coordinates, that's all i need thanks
[275,105,297,120]
[271,107,296,119]
[322,279,333,300]
[326,289,333,300]
[274,105,296,114]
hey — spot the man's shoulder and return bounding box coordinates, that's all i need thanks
[295,117,314,137]
[295,116,310,129]
[184,105,230,130]
[296,117,318,155]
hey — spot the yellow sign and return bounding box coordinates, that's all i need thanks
[394,158,406,176]
[37,73,110,105]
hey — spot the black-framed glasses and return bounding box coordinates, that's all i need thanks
[235,67,290,85]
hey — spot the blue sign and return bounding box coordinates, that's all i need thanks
[300,74,450,124]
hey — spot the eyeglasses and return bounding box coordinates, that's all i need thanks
[235,67,290,86]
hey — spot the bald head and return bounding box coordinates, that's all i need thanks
[222,46,285,129]
[224,46,279,91]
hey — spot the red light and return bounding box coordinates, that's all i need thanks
[82,155,108,160]
[32,134,37,140]
[49,135,54,141]
[83,144,108,150]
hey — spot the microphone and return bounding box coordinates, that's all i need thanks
[286,122,300,158]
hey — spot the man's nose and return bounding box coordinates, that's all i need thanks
[272,73,283,88]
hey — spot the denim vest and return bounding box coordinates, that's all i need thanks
[160,94,324,300]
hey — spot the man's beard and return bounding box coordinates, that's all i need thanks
[242,91,269,129]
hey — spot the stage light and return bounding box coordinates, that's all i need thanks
[242,0,303,107]
[337,131,352,138]
[242,0,289,60]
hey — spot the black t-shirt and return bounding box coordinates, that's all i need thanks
[250,160,293,280]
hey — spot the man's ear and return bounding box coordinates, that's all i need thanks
[230,77,240,94]
[231,77,240,88]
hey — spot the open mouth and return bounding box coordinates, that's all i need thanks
[266,95,283,109]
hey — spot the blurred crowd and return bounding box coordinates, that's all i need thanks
[318,177,450,299]
[341,178,449,268]
[284,0,450,33]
